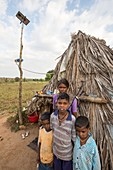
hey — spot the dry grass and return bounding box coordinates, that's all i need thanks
[0,81,48,114]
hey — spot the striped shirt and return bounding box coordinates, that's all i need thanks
[73,133,101,170]
[50,110,76,161]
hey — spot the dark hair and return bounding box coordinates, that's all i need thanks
[57,92,70,102]
[57,78,69,88]
[41,112,50,121]
[75,116,90,128]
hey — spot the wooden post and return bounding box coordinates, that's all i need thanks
[18,23,24,125]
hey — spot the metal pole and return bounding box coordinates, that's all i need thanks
[18,22,24,125]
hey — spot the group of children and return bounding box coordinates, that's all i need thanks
[37,78,101,170]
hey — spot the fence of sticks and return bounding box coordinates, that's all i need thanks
[27,31,113,169]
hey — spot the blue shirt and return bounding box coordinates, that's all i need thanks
[73,133,101,170]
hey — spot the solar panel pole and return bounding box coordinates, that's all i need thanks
[18,22,24,125]
[16,11,30,125]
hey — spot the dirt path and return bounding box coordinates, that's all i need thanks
[0,113,38,170]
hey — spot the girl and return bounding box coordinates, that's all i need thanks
[53,78,77,117]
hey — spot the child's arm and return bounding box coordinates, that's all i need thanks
[92,146,101,170]
[50,113,54,130]
[37,142,41,163]
[36,129,41,164]
[71,116,76,143]
[71,98,77,117]
[53,94,57,109]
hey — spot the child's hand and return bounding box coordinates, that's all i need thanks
[36,154,40,164]
[48,161,53,167]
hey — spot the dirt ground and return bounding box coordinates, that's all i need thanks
[0,113,39,170]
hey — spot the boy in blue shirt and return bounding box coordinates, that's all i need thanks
[73,116,101,170]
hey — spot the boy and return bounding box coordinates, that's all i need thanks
[73,116,101,170]
[37,112,53,170]
[51,92,76,170]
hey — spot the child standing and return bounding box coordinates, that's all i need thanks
[51,92,76,170]
[37,112,53,170]
[53,78,77,117]
[73,116,101,170]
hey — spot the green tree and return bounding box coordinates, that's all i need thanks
[5,78,8,83]
[45,70,54,81]
[15,77,19,82]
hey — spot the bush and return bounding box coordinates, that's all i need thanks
[7,110,29,132]
[15,77,19,82]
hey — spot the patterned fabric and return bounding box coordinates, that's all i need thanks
[38,128,53,164]
[53,94,77,113]
[50,110,76,161]
[73,134,101,170]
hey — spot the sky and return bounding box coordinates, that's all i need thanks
[0,0,113,79]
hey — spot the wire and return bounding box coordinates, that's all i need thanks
[15,62,53,75]
[22,67,46,75]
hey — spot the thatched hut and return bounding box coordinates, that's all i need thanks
[27,30,113,169]
[42,31,113,170]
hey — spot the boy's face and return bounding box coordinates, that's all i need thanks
[57,99,69,113]
[58,83,68,93]
[76,126,89,141]
[41,119,51,132]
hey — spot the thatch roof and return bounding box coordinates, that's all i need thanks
[43,30,113,170]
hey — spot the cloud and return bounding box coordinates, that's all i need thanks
[0,0,113,78]
[0,0,7,16]
[19,0,50,13]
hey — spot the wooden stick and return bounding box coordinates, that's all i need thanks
[78,95,108,103]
